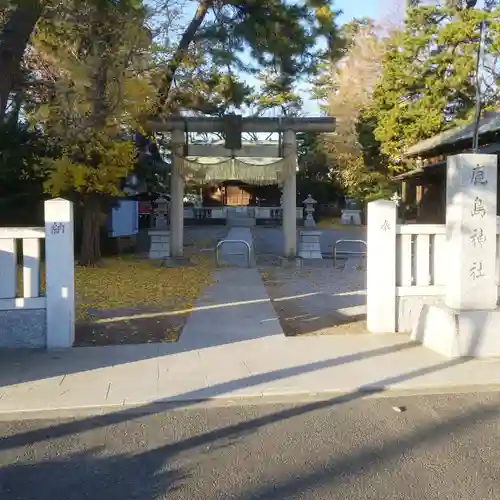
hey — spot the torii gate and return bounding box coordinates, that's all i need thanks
[148,115,336,258]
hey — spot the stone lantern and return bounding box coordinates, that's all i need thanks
[298,194,322,260]
[148,194,170,260]
[340,196,362,225]
[303,194,317,228]
[153,195,169,229]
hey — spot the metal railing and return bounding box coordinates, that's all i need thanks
[333,239,367,266]
[194,208,213,219]
[215,239,252,268]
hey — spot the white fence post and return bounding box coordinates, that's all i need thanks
[44,198,75,348]
[367,200,397,333]
[0,238,16,299]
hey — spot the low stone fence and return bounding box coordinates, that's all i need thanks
[0,199,75,348]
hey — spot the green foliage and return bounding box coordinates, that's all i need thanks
[43,137,136,197]
[35,0,151,200]
[248,70,303,116]
[0,121,48,190]
[296,131,342,204]
[370,3,500,173]
[297,132,331,180]
[154,0,343,114]
[167,64,253,115]
[195,0,340,78]
[0,120,53,224]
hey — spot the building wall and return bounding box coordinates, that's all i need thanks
[225,185,251,206]
[202,182,281,207]
[402,155,500,223]
[418,175,446,223]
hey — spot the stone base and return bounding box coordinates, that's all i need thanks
[412,304,500,358]
[304,215,316,228]
[298,230,322,259]
[280,256,303,269]
[340,209,362,225]
[0,309,46,348]
[148,229,170,260]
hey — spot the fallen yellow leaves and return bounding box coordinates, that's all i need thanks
[76,252,213,322]
[14,236,217,345]
[315,218,364,230]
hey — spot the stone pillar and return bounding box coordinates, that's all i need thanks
[282,129,297,258]
[445,153,497,310]
[367,200,397,333]
[170,128,185,258]
[44,198,75,348]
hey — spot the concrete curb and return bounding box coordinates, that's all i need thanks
[2,383,500,421]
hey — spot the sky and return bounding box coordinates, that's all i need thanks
[336,0,381,24]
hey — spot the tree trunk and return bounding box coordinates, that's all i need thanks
[155,0,213,115]
[0,0,42,121]
[80,197,102,266]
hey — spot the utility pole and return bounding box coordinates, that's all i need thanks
[464,0,486,152]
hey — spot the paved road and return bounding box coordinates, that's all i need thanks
[1,392,500,499]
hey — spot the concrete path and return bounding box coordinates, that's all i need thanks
[2,227,500,415]
[3,331,500,415]
[180,268,282,349]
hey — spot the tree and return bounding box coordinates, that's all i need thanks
[247,69,303,116]
[0,0,44,121]
[39,0,153,265]
[369,2,500,174]
[295,131,342,206]
[1,0,344,265]
[0,119,52,224]
[153,0,341,115]
[1,1,342,121]
[318,18,393,202]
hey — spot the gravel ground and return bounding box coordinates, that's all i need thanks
[253,226,367,336]
[260,266,367,336]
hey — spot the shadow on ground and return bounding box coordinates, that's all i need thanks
[0,338,478,446]
[260,265,366,336]
[3,227,497,499]
[75,304,186,346]
[74,226,228,346]
[0,337,497,500]
[0,446,187,500]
